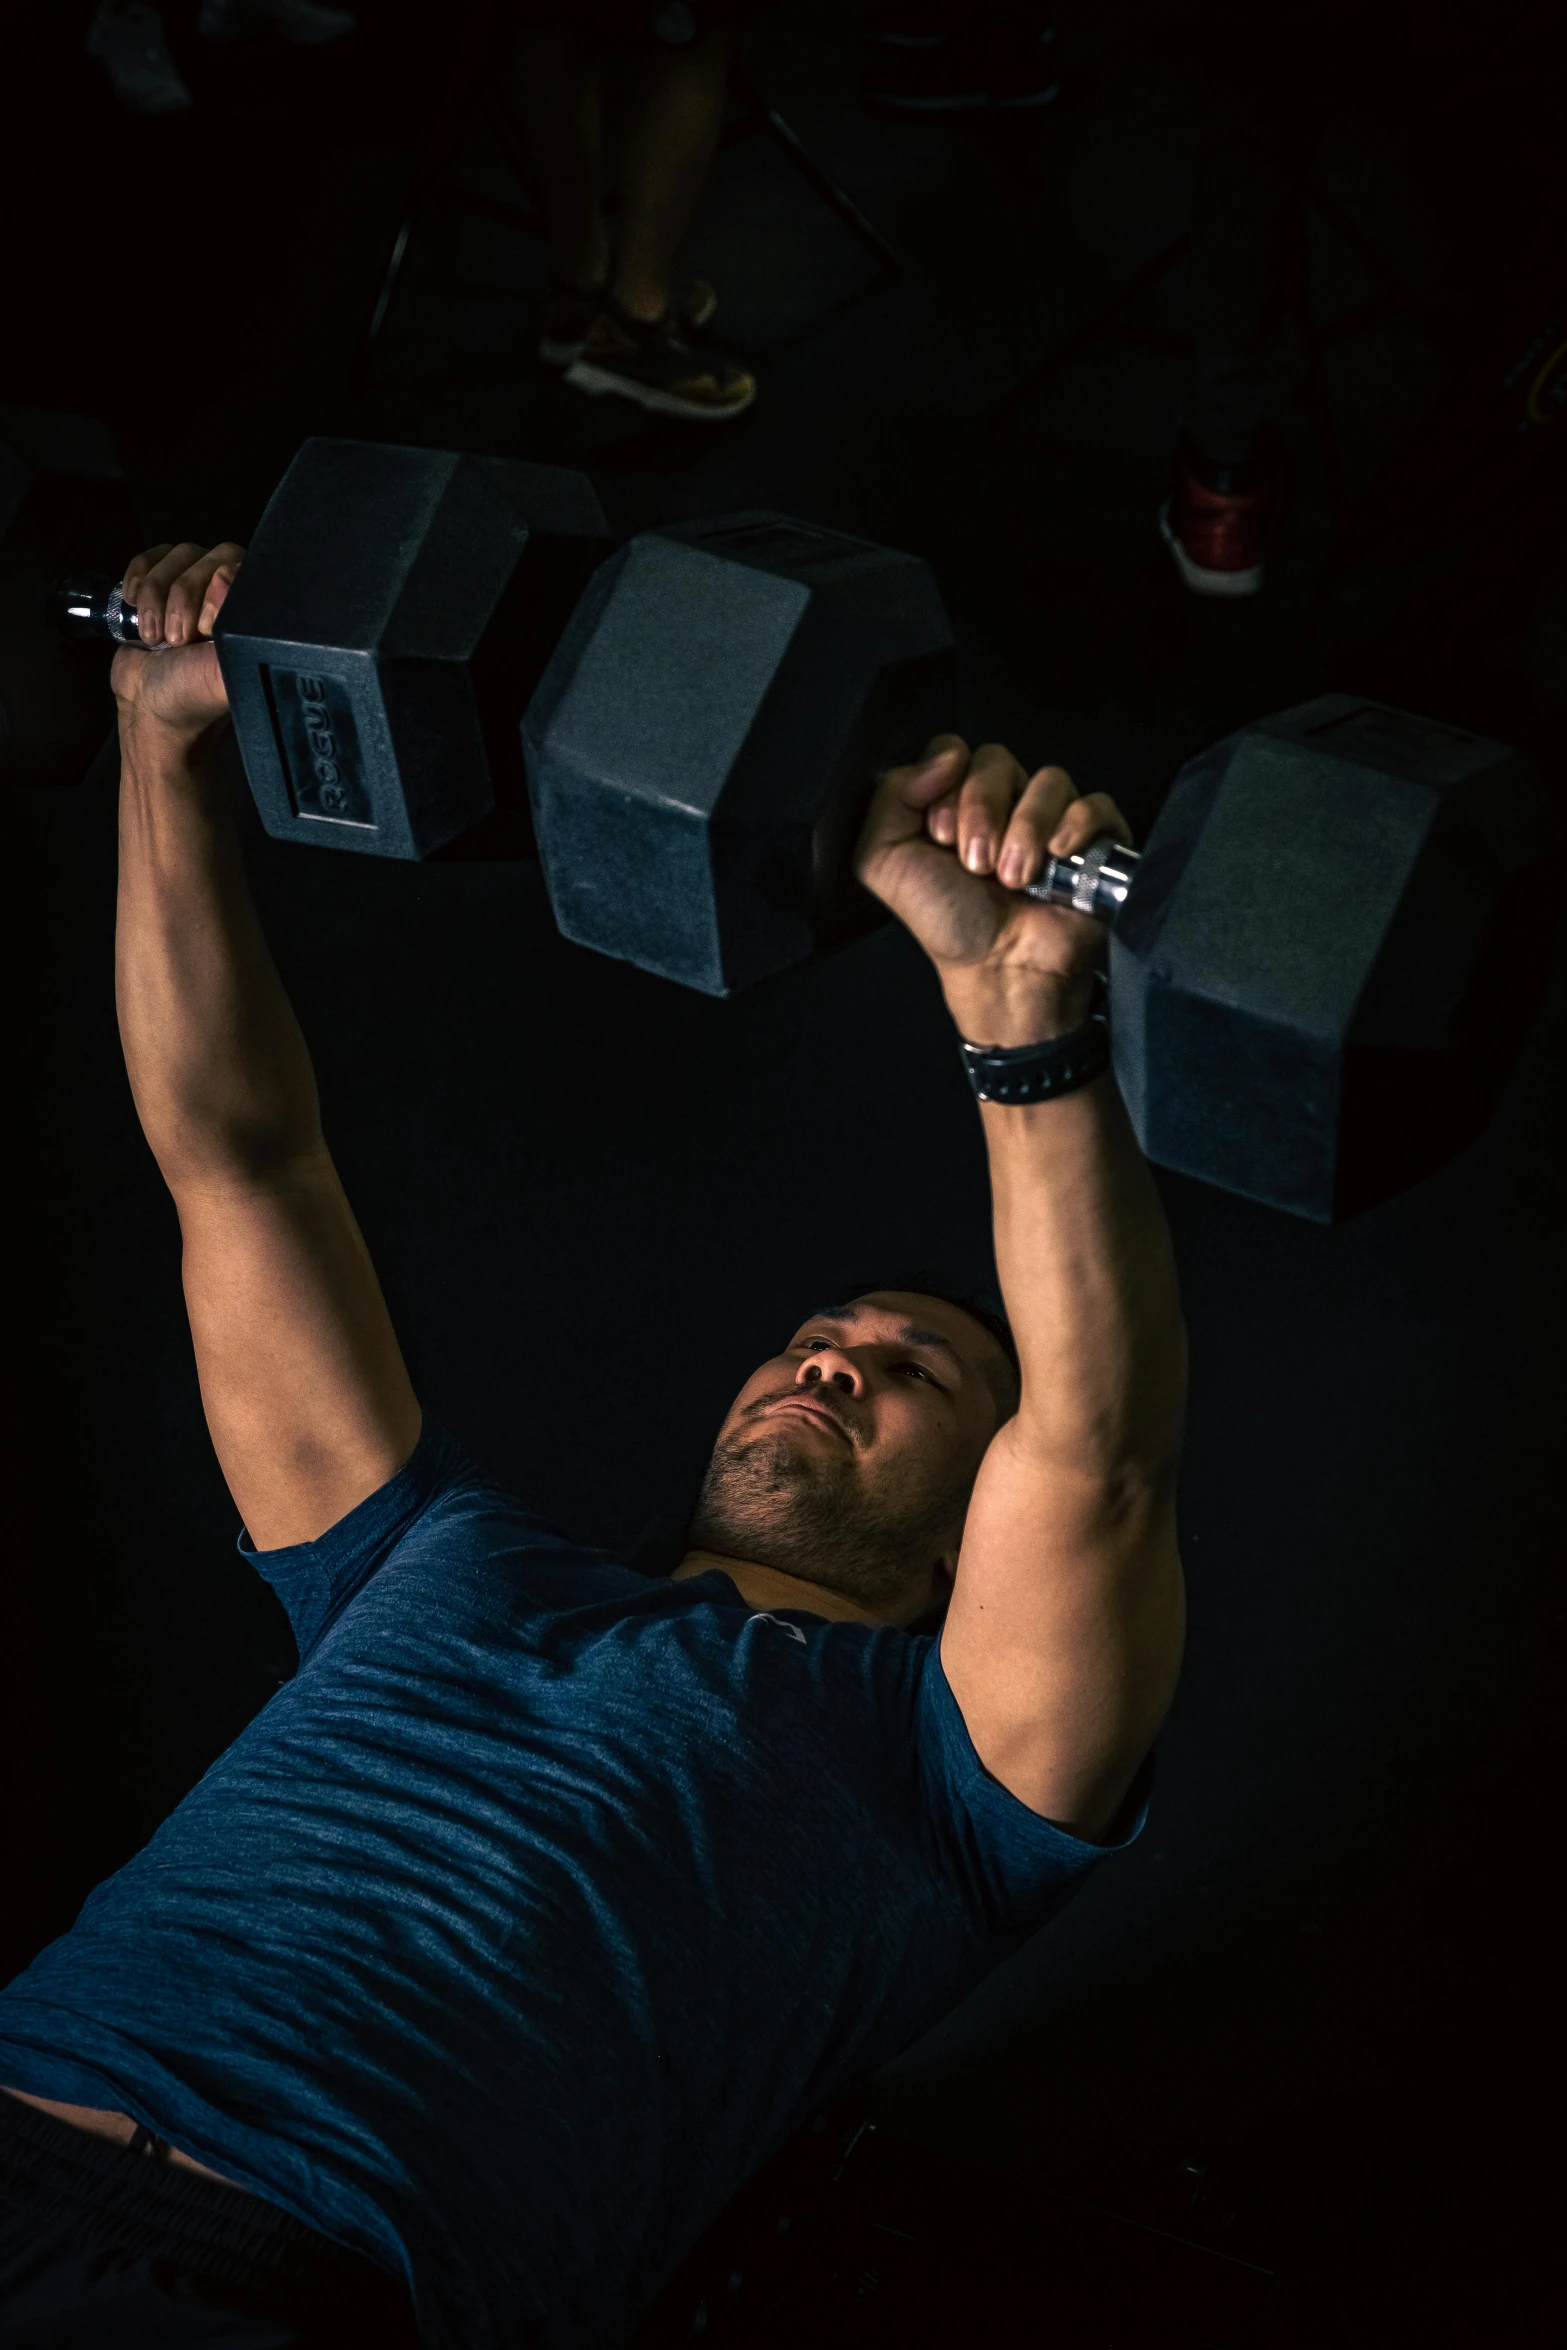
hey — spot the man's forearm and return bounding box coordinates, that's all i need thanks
[117,717,324,1189]
[945,964,1186,1484]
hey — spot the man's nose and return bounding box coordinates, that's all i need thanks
[797,1351,861,1397]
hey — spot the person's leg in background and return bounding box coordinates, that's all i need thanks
[1160,3,1306,596]
[511,2,754,422]
[1161,50,1301,596]
[513,17,613,338]
[611,11,734,324]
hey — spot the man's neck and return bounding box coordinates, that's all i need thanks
[671,1549,885,1626]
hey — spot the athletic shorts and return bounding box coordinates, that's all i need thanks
[0,2094,418,2349]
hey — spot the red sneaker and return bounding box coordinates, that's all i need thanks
[1160,445,1268,597]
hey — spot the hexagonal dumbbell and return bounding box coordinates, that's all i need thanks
[1090,695,1552,1219]
[521,511,956,996]
[58,437,612,860]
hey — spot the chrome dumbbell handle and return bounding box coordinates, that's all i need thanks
[1020,833,1140,925]
[53,573,146,645]
[50,575,1148,923]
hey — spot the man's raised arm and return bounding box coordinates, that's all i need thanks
[857,738,1187,1842]
[113,541,421,1551]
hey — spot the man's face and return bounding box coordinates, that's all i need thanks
[687,1291,1012,1624]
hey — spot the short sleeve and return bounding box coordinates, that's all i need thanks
[915,1638,1149,1934]
[238,1417,483,1662]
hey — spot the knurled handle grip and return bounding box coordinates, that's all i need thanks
[52,573,144,644]
[1019,834,1139,924]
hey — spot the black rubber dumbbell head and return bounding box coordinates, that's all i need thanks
[215,438,611,861]
[522,511,956,995]
[1110,694,1552,1220]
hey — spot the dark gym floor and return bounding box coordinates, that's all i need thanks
[4,5,1565,2345]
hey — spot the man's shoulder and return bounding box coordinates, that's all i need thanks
[246,1418,632,1656]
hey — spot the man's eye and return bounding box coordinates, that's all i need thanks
[896,1362,935,1384]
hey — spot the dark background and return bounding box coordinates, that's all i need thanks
[3,4,1565,2344]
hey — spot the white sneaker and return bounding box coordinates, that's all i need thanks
[198,0,357,43]
[86,2,194,114]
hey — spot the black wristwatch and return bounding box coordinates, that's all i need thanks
[957,975,1111,1105]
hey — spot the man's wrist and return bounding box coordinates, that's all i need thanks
[940,963,1100,1048]
[118,711,231,804]
[118,705,226,758]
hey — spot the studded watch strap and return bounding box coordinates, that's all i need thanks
[957,978,1110,1105]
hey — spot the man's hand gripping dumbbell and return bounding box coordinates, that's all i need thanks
[105,539,245,725]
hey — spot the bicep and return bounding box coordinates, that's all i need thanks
[939,1421,1185,1839]
[175,1149,422,1550]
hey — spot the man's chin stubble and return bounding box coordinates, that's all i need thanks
[692,1429,846,1541]
[690,1432,936,1607]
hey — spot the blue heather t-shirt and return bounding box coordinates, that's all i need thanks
[0,1422,1133,2348]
